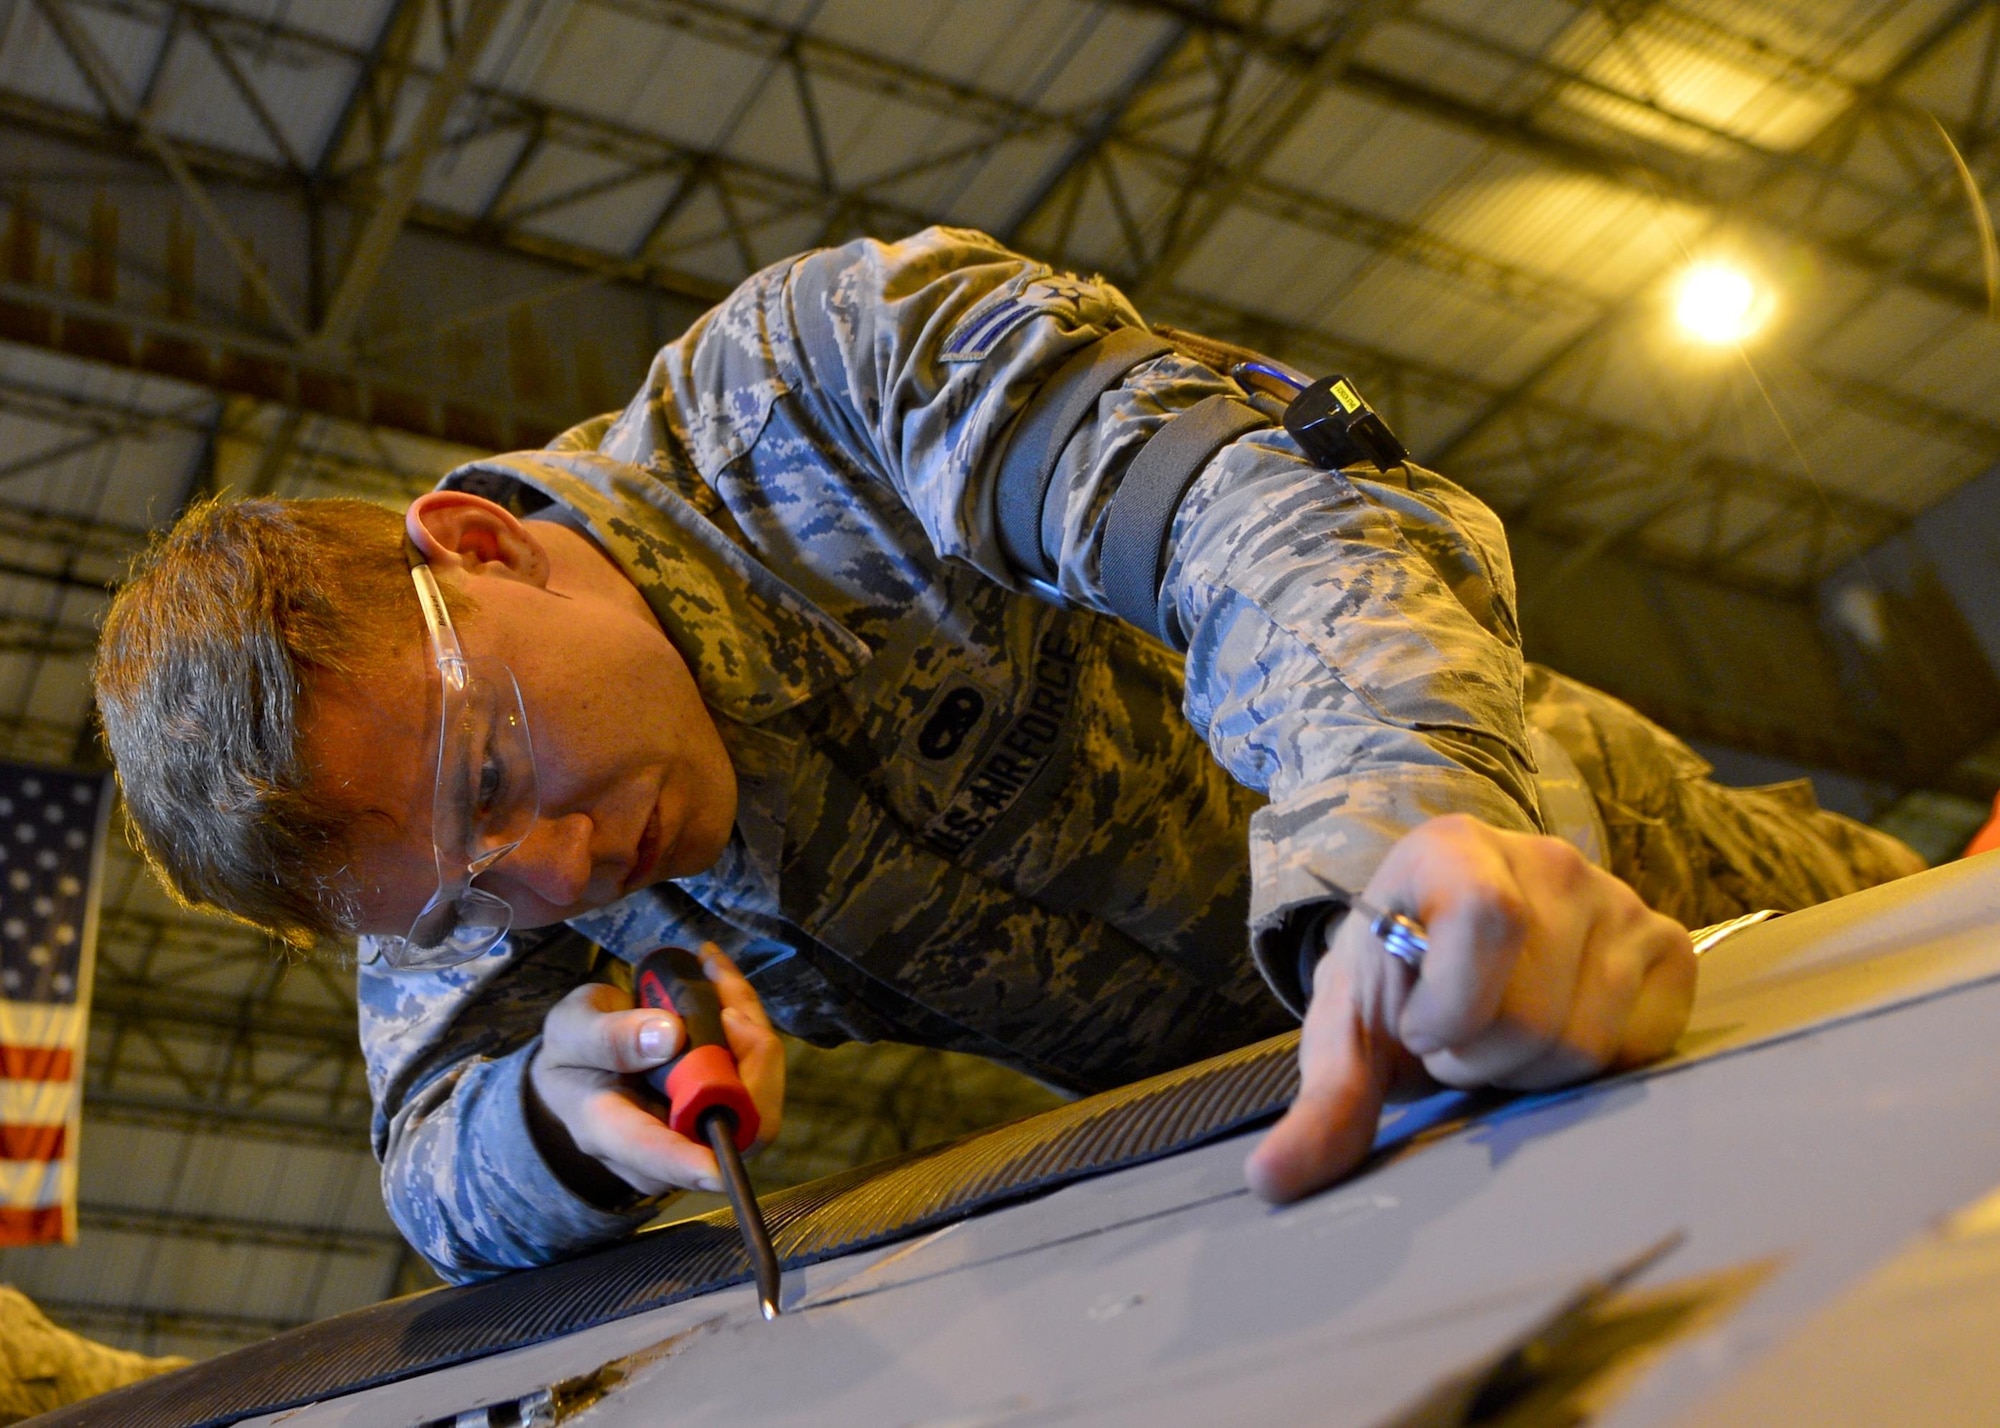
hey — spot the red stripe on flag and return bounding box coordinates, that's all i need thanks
[0,1045,73,1080]
[0,1206,66,1245]
[0,1124,64,1160]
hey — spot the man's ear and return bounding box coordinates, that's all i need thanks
[406,491,551,586]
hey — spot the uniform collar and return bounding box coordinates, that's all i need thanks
[437,448,869,724]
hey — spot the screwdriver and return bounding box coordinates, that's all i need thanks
[635,946,784,1320]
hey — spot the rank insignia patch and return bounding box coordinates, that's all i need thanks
[940,275,1093,363]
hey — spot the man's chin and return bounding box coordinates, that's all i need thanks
[659,823,732,882]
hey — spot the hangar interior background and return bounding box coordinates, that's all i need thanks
[0,0,1995,1359]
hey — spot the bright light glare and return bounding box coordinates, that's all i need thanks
[1675,263,1764,344]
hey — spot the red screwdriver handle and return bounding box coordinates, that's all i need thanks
[635,947,761,1151]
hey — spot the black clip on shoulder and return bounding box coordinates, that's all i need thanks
[1281,375,1408,473]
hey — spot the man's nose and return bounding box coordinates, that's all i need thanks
[501,813,597,909]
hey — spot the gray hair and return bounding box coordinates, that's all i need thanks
[94,496,432,948]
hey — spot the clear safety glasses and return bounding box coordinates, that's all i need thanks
[374,559,539,971]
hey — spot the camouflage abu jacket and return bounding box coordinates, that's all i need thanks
[361,227,1552,1282]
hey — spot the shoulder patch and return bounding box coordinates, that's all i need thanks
[941,293,1041,363]
[940,275,1096,364]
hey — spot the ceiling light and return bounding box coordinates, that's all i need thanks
[1675,262,1766,344]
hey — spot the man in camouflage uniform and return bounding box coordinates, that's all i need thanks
[95,228,1920,1283]
[0,1286,187,1423]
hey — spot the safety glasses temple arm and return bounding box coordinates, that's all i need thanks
[408,561,468,674]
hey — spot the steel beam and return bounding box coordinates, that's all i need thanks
[78,1202,402,1256]
[84,1091,370,1145]
[0,270,564,450]
[0,2,1983,594]
[1095,0,2000,318]
[29,0,310,342]
[1129,0,1408,302]
[30,1295,309,1345]
[309,0,510,354]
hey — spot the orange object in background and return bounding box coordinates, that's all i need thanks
[1967,794,2000,858]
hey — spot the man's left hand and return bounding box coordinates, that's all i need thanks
[529,944,785,1200]
[1244,814,1696,1203]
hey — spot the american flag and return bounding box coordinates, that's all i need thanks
[0,762,111,1246]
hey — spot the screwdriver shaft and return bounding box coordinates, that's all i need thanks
[702,1109,783,1319]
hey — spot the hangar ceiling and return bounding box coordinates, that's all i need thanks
[0,0,1995,1359]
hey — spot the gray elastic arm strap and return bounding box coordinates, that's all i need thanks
[1101,394,1270,642]
[995,326,1175,582]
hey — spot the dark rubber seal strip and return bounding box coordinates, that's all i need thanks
[38,1034,1301,1428]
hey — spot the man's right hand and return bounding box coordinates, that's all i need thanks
[1245,815,1695,1204]
[528,944,784,1199]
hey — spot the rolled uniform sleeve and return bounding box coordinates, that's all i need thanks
[363,926,662,1283]
[379,1039,660,1282]
[763,228,1544,1011]
[1165,449,1541,1009]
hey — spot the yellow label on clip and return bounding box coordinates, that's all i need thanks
[1331,379,1363,413]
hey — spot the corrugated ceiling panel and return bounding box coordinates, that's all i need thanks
[1749,171,1886,244]
[1546,4,1856,153]
[1897,5,2000,119]
[20,1225,377,1331]
[645,184,740,283]
[880,0,1168,117]
[1175,211,1378,329]
[1734,522,1817,582]
[0,389,201,528]
[519,167,681,254]
[1414,0,1579,57]
[149,34,293,166]
[1921,226,1996,293]
[1029,165,1130,278]
[499,140,646,222]
[14,654,96,740]
[1676,0,1958,85]
[0,2,110,118]
[1801,419,1975,512]
[523,7,769,153]
[928,133,1070,236]
[1765,261,1880,353]
[1262,0,1342,33]
[64,0,164,110]
[1135,52,1291,157]
[168,1136,386,1234]
[735,207,827,273]
[1332,254,1598,388]
[1429,173,1664,302]
[1893,319,2000,417]
[745,74,979,195]
[722,73,831,184]
[1827,114,1935,193]
[1355,16,1533,109]
[196,26,358,167]
[1638,499,1739,560]
[203,0,394,50]
[1564,348,1772,451]
[421,126,536,219]
[811,0,1077,108]
[1815,286,1969,373]
[1266,90,1492,228]
[1027,1,1180,117]
[1872,209,1962,271]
